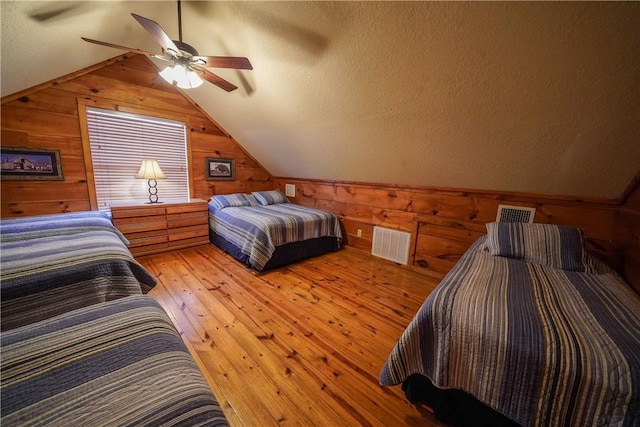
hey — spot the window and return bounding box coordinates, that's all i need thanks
[85,107,189,212]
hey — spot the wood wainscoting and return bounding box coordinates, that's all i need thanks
[273,177,623,277]
[613,175,640,294]
[141,244,446,427]
[412,215,487,274]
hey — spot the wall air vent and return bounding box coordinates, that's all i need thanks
[496,205,536,223]
[371,226,411,265]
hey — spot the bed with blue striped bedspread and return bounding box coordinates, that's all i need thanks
[380,236,640,427]
[0,210,129,242]
[1,294,228,426]
[208,203,342,270]
[0,211,156,330]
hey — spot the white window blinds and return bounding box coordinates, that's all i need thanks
[86,107,189,212]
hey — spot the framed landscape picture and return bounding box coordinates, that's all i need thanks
[206,158,235,181]
[0,147,64,181]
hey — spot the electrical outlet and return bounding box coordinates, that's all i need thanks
[357,229,362,237]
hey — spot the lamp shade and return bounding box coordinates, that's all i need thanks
[137,159,166,180]
[159,65,203,89]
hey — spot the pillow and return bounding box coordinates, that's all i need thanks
[209,193,258,210]
[485,222,595,272]
[252,189,290,206]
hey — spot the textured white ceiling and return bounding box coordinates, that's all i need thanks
[2,1,639,199]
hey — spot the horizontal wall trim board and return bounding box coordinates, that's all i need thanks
[273,176,621,208]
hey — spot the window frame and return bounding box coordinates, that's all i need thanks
[78,98,195,211]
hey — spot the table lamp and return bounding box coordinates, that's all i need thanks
[137,159,166,204]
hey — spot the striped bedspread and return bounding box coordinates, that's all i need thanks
[0,210,129,242]
[208,203,342,270]
[0,211,156,330]
[380,237,640,427]
[1,295,228,426]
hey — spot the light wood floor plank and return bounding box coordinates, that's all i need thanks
[141,245,447,426]
[176,249,389,426]
[147,255,324,426]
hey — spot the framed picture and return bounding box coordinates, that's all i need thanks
[1,146,64,181]
[206,157,235,181]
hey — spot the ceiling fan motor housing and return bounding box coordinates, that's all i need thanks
[172,40,198,58]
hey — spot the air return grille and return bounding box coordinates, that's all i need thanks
[496,205,536,223]
[371,226,411,265]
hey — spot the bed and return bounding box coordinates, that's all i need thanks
[208,190,342,270]
[380,222,640,427]
[0,211,157,330]
[1,294,228,426]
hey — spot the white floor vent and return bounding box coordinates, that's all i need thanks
[371,226,411,265]
[496,205,536,223]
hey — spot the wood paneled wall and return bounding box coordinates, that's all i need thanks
[273,177,632,277]
[612,175,640,293]
[1,54,272,218]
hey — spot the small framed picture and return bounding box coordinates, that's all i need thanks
[206,157,235,181]
[1,146,64,181]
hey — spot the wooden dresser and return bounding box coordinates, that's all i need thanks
[111,198,210,256]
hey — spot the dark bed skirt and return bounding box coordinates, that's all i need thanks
[402,375,521,427]
[209,229,341,270]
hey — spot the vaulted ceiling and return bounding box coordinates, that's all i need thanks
[2,1,639,199]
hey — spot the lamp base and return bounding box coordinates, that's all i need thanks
[147,179,162,204]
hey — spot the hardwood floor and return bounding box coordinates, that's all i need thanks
[139,244,447,426]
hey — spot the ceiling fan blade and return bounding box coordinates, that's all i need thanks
[193,56,253,70]
[81,37,156,56]
[193,67,238,92]
[131,13,180,55]
[30,4,78,22]
[28,2,97,23]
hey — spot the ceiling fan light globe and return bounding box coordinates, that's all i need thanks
[175,69,203,89]
[159,65,202,89]
[172,64,188,81]
[159,65,178,84]
[185,70,204,88]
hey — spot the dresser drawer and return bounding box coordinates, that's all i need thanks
[166,202,207,215]
[125,229,169,245]
[168,224,209,242]
[111,199,209,256]
[167,211,209,229]
[113,219,167,234]
[112,206,166,218]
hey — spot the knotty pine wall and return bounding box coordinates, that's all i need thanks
[613,177,640,293]
[1,54,272,217]
[273,177,640,290]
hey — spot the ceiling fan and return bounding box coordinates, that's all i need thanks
[81,1,252,91]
